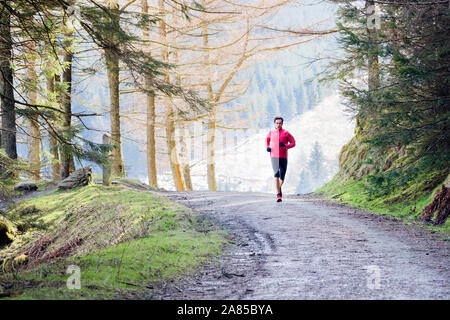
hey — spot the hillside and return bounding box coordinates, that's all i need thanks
[0,179,227,299]
[158,93,355,193]
[316,133,450,232]
[314,0,450,231]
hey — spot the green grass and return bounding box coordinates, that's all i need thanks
[5,230,225,299]
[1,178,54,200]
[0,181,228,299]
[315,176,450,235]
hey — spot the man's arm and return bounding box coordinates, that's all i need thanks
[266,131,271,148]
[286,132,296,149]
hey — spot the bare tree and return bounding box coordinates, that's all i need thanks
[159,0,186,190]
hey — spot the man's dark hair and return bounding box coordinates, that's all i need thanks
[274,116,284,123]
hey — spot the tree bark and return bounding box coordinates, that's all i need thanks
[142,0,158,187]
[206,111,217,190]
[355,0,380,137]
[26,43,41,180]
[366,0,380,92]
[203,22,218,191]
[105,0,125,177]
[102,134,111,186]
[49,134,60,180]
[178,120,193,190]
[165,101,186,191]
[160,0,185,190]
[173,50,192,190]
[48,74,61,181]
[0,10,17,159]
[60,32,73,179]
[146,84,158,187]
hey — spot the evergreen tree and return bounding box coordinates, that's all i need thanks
[296,142,326,193]
[326,0,450,195]
[308,141,325,183]
[0,0,208,182]
[287,86,299,118]
[296,169,313,194]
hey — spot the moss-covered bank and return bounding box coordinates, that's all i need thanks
[0,179,228,299]
[316,136,450,235]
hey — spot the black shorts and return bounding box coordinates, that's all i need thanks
[271,157,288,181]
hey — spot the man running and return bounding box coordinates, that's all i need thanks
[266,116,296,202]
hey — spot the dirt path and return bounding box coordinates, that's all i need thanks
[0,184,58,211]
[148,190,449,300]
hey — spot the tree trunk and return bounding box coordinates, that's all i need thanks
[203,22,217,190]
[105,0,125,177]
[355,0,380,137]
[69,155,75,173]
[106,51,124,177]
[49,134,60,180]
[26,44,41,180]
[60,32,73,179]
[146,84,158,187]
[178,120,193,190]
[366,0,380,92]
[102,134,111,186]
[165,101,186,191]
[0,10,17,159]
[48,74,61,181]
[142,0,158,187]
[206,112,217,190]
[173,50,192,190]
[159,0,185,190]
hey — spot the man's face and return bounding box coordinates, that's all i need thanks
[274,119,283,130]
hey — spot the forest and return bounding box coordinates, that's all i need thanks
[318,0,449,226]
[1,0,333,193]
[0,0,448,300]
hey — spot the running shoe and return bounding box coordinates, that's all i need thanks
[276,193,282,202]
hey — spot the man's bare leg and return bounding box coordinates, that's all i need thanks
[275,178,281,194]
[280,179,284,196]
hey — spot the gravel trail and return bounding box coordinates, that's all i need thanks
[150,190,449,300]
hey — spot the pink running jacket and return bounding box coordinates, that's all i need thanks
[266,128,296,158]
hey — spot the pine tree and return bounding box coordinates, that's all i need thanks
[296,169,312,194]
[326,0,450,196]
[308,141,326,188]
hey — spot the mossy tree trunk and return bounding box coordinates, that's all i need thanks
[0,9,17,160]
[26,42,41,180]
[60,31,74,179]
[47,73,61,181]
